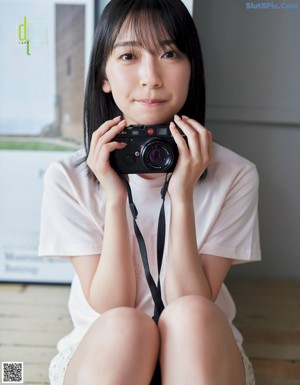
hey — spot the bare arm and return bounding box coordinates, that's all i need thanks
[71,200,135,314]
[71,117,136,314]
[165,116,232,303]
[165,196,232,302]
[166,197,211,302]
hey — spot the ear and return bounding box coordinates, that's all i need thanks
[102,79,111,93]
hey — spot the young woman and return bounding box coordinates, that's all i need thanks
[39,1,261,384]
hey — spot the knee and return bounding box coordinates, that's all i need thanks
[93,307,159,346]
[64,308,160,385]
[159,295,227,334]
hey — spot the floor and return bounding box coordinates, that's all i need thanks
[0,278,300,385]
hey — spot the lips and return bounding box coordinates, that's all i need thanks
[135,99,165,106]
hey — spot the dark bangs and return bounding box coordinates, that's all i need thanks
[111,6,188,55]
[97,0,194,73]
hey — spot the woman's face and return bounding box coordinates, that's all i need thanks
[102,22,191,126]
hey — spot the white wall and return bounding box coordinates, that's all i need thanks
[194,1,300,279]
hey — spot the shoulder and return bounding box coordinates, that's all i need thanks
[196,143,261,263]
[212,142,256,170]
[210,142,259,187]
[44,149,97,194]
[39,150,105,257]
[195,143,259,211]
[44,149,87,186]
[43,149,104,211]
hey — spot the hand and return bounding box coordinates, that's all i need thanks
[168,115,212,200]
[87,117,128,202]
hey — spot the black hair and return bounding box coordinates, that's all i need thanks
[82,0,205,168]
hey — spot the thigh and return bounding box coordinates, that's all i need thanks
[159,295,246,385]
[63,307,159,385]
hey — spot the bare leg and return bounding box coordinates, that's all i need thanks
[159,295,245,385]
[64,307,159,385]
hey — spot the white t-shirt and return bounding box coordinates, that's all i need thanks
[38,142,261,351]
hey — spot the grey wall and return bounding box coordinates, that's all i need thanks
[194,1,300,279]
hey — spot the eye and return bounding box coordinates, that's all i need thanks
[162,50,177,59]
[120,53,135,61]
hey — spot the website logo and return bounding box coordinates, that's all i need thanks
[17,16,30,55]
[17,17,48,56]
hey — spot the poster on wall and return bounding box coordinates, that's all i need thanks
[0,0,94,283]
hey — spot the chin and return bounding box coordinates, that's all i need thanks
[138,173,166,180]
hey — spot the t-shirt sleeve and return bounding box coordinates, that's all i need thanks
[200,163,261,264]
[38,161,104,258]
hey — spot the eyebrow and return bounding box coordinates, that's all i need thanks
[113,39,175,49]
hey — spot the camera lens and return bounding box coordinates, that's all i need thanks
[148,147,169,166]
[142,139,174,171]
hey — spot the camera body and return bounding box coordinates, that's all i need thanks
[110,124,186,174]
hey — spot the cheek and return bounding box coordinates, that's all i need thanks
[175,68,191,100]
[105,68,135,95]
[182,65,191,90]
[109,83,130,112]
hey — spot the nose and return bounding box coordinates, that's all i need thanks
[139,56,162,89]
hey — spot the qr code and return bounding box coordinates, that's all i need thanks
[2,362,23,383]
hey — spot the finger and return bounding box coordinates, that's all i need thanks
[89,116,122,153]
[98,142,127,165]
[100,119,126,143]
[187,119,212,163]
[93,119,126,160]
[95,116,121,137]
[169,121,189,156]
[88,118,123,166]
[178,115,212,161]
[173,115,201,157]
[88,142,127,172]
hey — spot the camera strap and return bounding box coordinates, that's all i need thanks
[120,174,172,323]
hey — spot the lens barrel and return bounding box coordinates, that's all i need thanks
[141,139,174,171]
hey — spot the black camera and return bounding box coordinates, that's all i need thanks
[110,124,186,174]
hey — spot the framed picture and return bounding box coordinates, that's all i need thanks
[0,0,94,283]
